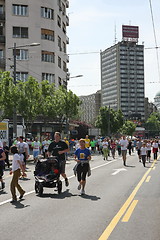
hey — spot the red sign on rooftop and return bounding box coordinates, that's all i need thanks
[122,25,139,42]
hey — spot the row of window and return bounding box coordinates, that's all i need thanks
[12,4,68,34]
[12,27,67,52]
[16,71,66,86]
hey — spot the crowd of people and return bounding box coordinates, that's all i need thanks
[0,133,159,203]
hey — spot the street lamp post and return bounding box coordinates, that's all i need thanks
[65,74,83,138]
[9,42,40,139]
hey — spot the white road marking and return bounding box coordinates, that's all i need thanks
[0,159,117,206]
[112,168,127,175]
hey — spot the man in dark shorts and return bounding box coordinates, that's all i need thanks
[48,132,69,187]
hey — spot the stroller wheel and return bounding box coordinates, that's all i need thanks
[35,182,39,194]
[57,180,62,194]
[37,183,43,196]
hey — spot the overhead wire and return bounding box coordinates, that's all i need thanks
[149,0,160,82]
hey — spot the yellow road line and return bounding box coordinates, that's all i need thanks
[122,200,138,222]
[98,160,157,240]
[153,166,156,170]
[146,176,151,183]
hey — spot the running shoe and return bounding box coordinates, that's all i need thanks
[19,191,25,200]
[77,184,81,190]
[1,182,5,189]
[65,178,69,187]
[81,189,85,195]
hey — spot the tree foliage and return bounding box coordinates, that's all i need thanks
[95,106,124,136]
[145,112,160,136]
[0,72,81,134]
[120,120,136,136]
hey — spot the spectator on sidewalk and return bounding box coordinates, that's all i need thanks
[0,147,6,189]
[3,141,10,168]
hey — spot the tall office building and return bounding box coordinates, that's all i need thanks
[101,25,145,120]
[0,0,69,87]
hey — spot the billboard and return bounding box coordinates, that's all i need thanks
[0,120,9,144]
[122,25,139,42]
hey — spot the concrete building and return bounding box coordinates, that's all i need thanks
[0,0,69,87]
[144,97,157,120]
[101,29,145,120]
[154,91,160,112]
[79,90,101,125]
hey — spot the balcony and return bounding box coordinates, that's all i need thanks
[0,35,5,43]
[66,0,69,8]
[66,54,69,63]
[66,15,69,26]
[66,36,69,44]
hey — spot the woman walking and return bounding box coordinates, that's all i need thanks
[146,140,151,163]
[152,140,159,160]
[74,139,91,195]
[102,138,109,160]
[141,143,148,167]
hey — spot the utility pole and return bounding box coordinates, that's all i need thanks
[13,43,17,139]
[108,105,110,137]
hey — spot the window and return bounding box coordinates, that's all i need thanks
[14,49,28,60]
[62,22,66,34]
[42,51,55,63]
[0,5,4,14]
[63,42,66,53]
[57,15,61,27]
[42,73,55,84]
[13,4,28,16]
[58,36,61,49]
[41,7,54,19]
[63,61,66,72]
[0,49,3,58]
[41,29,54,41]
[13,27,28,38]
[16,72,28,81]
[58,56,61,68]
[58,77,62,86]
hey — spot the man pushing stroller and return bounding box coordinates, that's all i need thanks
[47,132,69,187]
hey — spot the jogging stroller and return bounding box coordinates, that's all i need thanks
[34,157,62,196]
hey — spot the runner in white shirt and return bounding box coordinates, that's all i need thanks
[32,137,41,162]
[10,146,26,203]
[146,141,151,163]
[120,136,128,166]
[141,143,148,167]
[42,137,51,158]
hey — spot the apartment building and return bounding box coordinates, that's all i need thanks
[79,90,101,125]
[101,40,145,120]
[0,0,69,87]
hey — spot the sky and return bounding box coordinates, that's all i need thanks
[67,0,160,102]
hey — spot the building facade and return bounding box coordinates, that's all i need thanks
[154,91,160,112]
[0,0,69,87]
[144,97,157,120]
[101,41,145,120]
[79,90,101,125]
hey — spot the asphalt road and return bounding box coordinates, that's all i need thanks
[0,151,160,240]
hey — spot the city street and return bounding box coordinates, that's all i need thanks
[0,152,160,240]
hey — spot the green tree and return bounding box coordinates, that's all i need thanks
[145,113,160,137]
[0,71,17,120]
[38,80,56,133]
[95,106,124,136]
[121,120,136,136]
[16,76,41,133]
[54,87,81,132]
